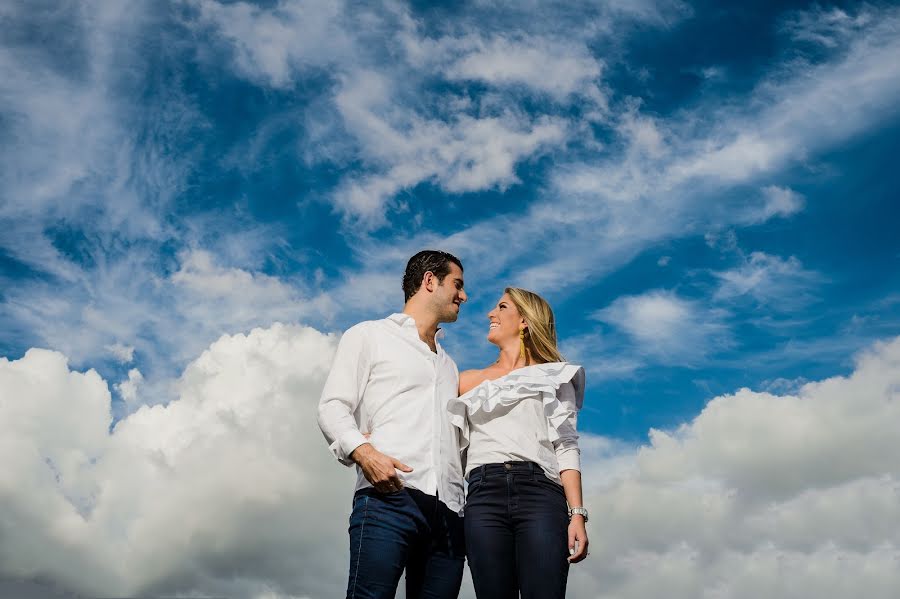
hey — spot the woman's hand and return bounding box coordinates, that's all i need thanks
[567,516,589,563]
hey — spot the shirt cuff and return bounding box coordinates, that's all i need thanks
[330,430,369,467]
[556,446,581,473]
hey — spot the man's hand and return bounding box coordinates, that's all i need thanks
[350,443,413,493]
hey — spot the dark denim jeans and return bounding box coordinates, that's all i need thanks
[346,487,465,599]
[464,461,570,599]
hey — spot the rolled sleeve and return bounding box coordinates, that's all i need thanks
[317,324,371,466]
[553,373,585,473]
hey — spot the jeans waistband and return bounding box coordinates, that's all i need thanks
[467,461,545,482]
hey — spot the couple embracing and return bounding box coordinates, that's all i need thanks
[318,250,589,599]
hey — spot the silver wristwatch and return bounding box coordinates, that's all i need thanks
[568,506,589,522]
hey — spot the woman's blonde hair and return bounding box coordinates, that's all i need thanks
[506,287,564,364]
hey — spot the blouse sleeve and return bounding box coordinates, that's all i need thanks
[552,368,585,472]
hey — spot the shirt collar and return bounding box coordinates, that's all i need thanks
[387,313,445,342]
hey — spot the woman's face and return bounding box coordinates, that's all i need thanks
[486,293,525,345]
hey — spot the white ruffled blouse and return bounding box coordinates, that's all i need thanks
[447,362,585,483]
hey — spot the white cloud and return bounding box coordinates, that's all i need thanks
[3,248,336,393]
[443,35,603,99]
[567,335,900,599]
[0,324,350,598]
[783,5,873,48]
[115,368,143,403]
[330,108,568,227]
[595,290,732,365]
[171,248,328,326]
[748,185,805,223]
[105,343,135,364]
[0,1,194,249]
[191,0,354,88]
[5,328,900,597]
[713,251,821,307]
[191,0,685,228]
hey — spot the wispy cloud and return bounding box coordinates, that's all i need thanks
[341,3,900,298]
[190,0,687,228]
[593,290,732,366]
[712,251,822,308]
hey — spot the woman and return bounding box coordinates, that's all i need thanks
[448,287,588,599]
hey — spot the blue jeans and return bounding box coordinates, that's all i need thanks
[347,487,465,599]
[464,461,570,599]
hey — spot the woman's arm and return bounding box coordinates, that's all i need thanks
[555,373,589,563]
[560,469,589,563]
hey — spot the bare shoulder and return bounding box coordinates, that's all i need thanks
[459,368,489,395]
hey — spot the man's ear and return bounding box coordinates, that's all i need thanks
[423,271,435,292]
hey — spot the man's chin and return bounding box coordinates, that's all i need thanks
[442,310,460,323]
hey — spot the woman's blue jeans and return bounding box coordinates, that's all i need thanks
[464,461,570,599]
[346,487,465,599]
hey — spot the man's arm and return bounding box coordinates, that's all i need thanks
[317,325,372,465]
[317,325,413,491]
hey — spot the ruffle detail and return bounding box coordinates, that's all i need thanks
[448,362,584,453]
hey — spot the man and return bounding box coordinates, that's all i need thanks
[318,250,468,599]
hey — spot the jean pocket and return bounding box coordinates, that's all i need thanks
[534,474,566,497]
[466,477,484,497]
[349,493,369,525]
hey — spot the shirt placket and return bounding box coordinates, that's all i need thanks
[429,352,440,496]
[405,321,441,496]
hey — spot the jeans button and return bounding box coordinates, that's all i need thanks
[504,463,512,470]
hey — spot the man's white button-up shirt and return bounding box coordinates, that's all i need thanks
[317,313,465,514]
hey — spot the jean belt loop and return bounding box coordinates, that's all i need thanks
[529,461,536,478]
[479,464,487,480]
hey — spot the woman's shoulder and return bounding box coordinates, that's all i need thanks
[458,366,499,395]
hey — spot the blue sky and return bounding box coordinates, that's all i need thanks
[2,1,900,597]
[3,0,898,440]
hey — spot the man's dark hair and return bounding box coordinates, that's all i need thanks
[402,250,463,302]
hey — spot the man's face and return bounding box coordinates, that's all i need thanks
[431,263,467,323]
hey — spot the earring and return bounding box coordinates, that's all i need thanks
[519,329,527,364]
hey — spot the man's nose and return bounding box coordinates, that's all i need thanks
[459,290,468,302]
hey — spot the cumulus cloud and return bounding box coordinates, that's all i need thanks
[570,335,900,599]
[0,324,350,598]
[4,328,900,597]
[114,368,144,403]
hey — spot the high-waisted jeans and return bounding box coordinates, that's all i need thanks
[346,487,465,599]
[464,461,570,599]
